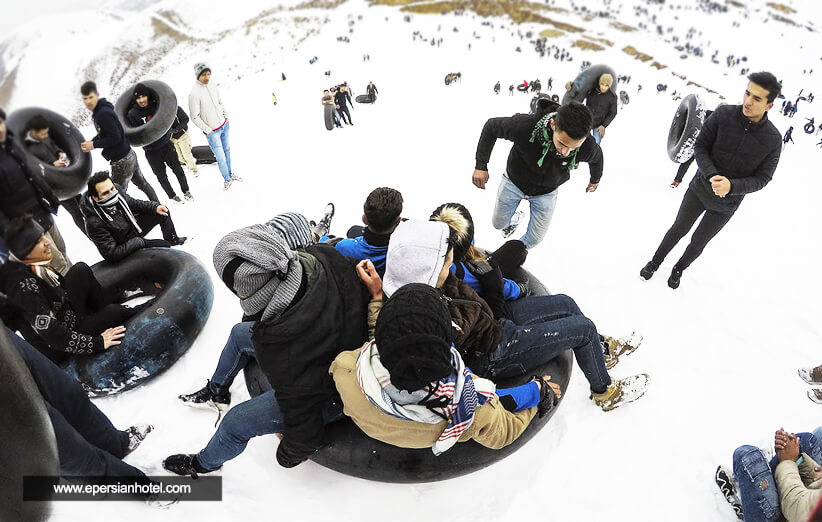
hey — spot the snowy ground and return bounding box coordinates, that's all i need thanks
[3,0,822,520]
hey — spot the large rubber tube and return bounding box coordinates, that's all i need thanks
[667,93,707,163]
[0,322,59,521]
[355,94,374,104]
[324,104,334,131]
[191,145,216,164]
[60,248,213,396]
[619,90,630,105]
[243,269,571,483]
[561,64,618,105]
[444,74,452,86]
[516,84,529,92]
[5,107,93,201]
[114,80,177,147]
[530,93,555,115]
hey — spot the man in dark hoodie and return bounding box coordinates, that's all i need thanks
[168,105,198,175]
[472,100,603,249]
[584,73,618,145]
[639,72,783,289]
[79,81,160,202]
[0,109,72,275]
[334,84,353,125]
[126,83,193,203]
[80,171,187,263]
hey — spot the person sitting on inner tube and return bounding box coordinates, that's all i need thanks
[584,73,618,145]
[329,283,559,453]
[164,213,370,476]
[80,171,188,263]
[0,215,132,363]
[373,220,648,412]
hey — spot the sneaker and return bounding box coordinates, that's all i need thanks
[501,210,524,238]
[191,167,199,177]
[808,389,822,404]
[179,381,231,412]
[798,365,822,385]
[183,191,194,201]
[229,173,243,182]
[670,180,680,188]
[639,260,659,281]
[668,267,683,289]
[170,236,190,246]
[591,374,649,411]
[715,466,744,520]
[163,454,217,479]
[171,195,184,203]
[223,180,233,190]
[312,202,335,240]
[601,332,643,370]
[125,424,154,455]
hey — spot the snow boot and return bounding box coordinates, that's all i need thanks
[668,267,683,289]
[163,454,218,479]
[601,332,643,370]
[591,374,649,412]
[639,260,659,281]
[501,210,524,238]
[798,365,822,385]
[312,203,335,240]
[125,424,154,456]
[715,466,744,520]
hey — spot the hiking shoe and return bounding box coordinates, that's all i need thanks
[183,191,194,201]
[799,365,822,385]
[639,260,659,281]
[170,236,190,246]
[179,381,231,412]
[591,374,649,411]
[223,180,233,190]
[125,424,154,455]
[668,268,683,289]
[229,173,243,182]
[715,466,744,520]
[601,332,643,370]
[670,180,680,188]
[808,389,822,404]
[172,195,184,203]
[501,211,524,238]
[163,454,217,479]
[312,202,335,240]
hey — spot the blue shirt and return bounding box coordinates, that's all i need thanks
[451,262,521,300]
[332,229,391,277]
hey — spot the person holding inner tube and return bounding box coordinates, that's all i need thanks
[334,84,353,126]
[189,63,241,190]
[80,171,188,263]
[584,73,618,145]
[322,89,342,128]
[472,100,603,249]
[79,81,161,203]
[126,83,194,204]
[0,216,133,363]
[670,109,714,188]
[23,114,88,235]
[0,108,72,276]
[639,72,782,289]
[372,220,648,412]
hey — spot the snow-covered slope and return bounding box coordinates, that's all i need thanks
[2,0,822,521]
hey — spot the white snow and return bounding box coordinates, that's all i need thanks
[3,0,822,520]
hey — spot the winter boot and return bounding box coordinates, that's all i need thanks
[639,260,659,281]
[501,210,524,238]
[601,332,643,370]
[715,466,744,520]
[591,374,649,412]
[125,424,154,456]
[808,389,822,404]
[798,365,822,385]
[668,267,683,289]
[312,203,335,240]
[163,454,218,479]
[179,381,231,412]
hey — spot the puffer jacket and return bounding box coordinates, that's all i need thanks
[79,187,158,262]
[585,88,618,128]
[188,79,228,133]
[441,272,502,370]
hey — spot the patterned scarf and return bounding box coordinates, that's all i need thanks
[28,259,61,288]
[356,340,496,455]
[528,112,578,170]
[88,190,142,234]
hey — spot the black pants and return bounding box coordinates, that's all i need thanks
[61,195,87,235]
[652,186,735,271]
[63,263,134,335]
[110,149,160,203]
[674,156,695,183]
[9,328,145,477]
[145,142,190,198]
[137,212,178,242]
[338,106,352,124]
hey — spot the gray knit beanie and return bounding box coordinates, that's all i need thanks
[213,224,303,320]
[265,212,313,249]
[383,220,451,298]
[194,62,211,79]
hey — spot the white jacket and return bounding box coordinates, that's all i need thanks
[188,80,228,133]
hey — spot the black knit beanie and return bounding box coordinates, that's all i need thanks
[5,216,44,260]
[375,283,454,391]
[133,83,151,100]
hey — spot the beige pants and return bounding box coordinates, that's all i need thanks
[171,131,198,173]
[45,224,72,276]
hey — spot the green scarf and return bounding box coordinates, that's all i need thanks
[528,113,578,170]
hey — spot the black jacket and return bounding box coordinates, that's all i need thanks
[79,187,158,262]
[91,98,130,162]
[0,133,59,233]
[475,112,604,196]
[127,101,171,151]
[24,135,63,164]
[366,84,378,97]
[585,89,618,128]
[690,104,782,212]
[334,90,352,109]
[251,244,368,467]
[0,261,104,361]
[170,106,190,140]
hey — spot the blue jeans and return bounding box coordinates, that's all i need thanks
[209,322,255,395]
[491,173,558,249]
[480,294,611,393]
[196,391,344,470]
[733,427,822,522]
[591,128,603,144]
[205,120,232,181]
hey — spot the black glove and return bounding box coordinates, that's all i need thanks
[488,240,528,277]
[144,239,172,248]
[516,280,532,298]
[465,259,506,320]
[535,375,558,419]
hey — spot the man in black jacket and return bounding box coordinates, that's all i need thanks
[640,72,783,289]
[334,85,353,125]
[79,81,160,202]
[472,100,603,249]
[169,105,198,175]
[584,73,618,144]
[81,171,187,263]
[0,109,72,275]
[126,83,193,203]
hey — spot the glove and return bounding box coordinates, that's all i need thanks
[144,239,172,248]
[488,240,528,276]
[516,280,532,298]
[534,375,558,419]
[465,260,506,320]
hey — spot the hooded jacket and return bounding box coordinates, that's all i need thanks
[127,99,172,151]
[91,98,130,162]
[690,104,782,212]
[24,134,64,164]
[584,88,618,128]
[475,112,604,196]
[79,186,159,262]
[0,132,59,233]
[188,71,229,134]
[170,106,190,140]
